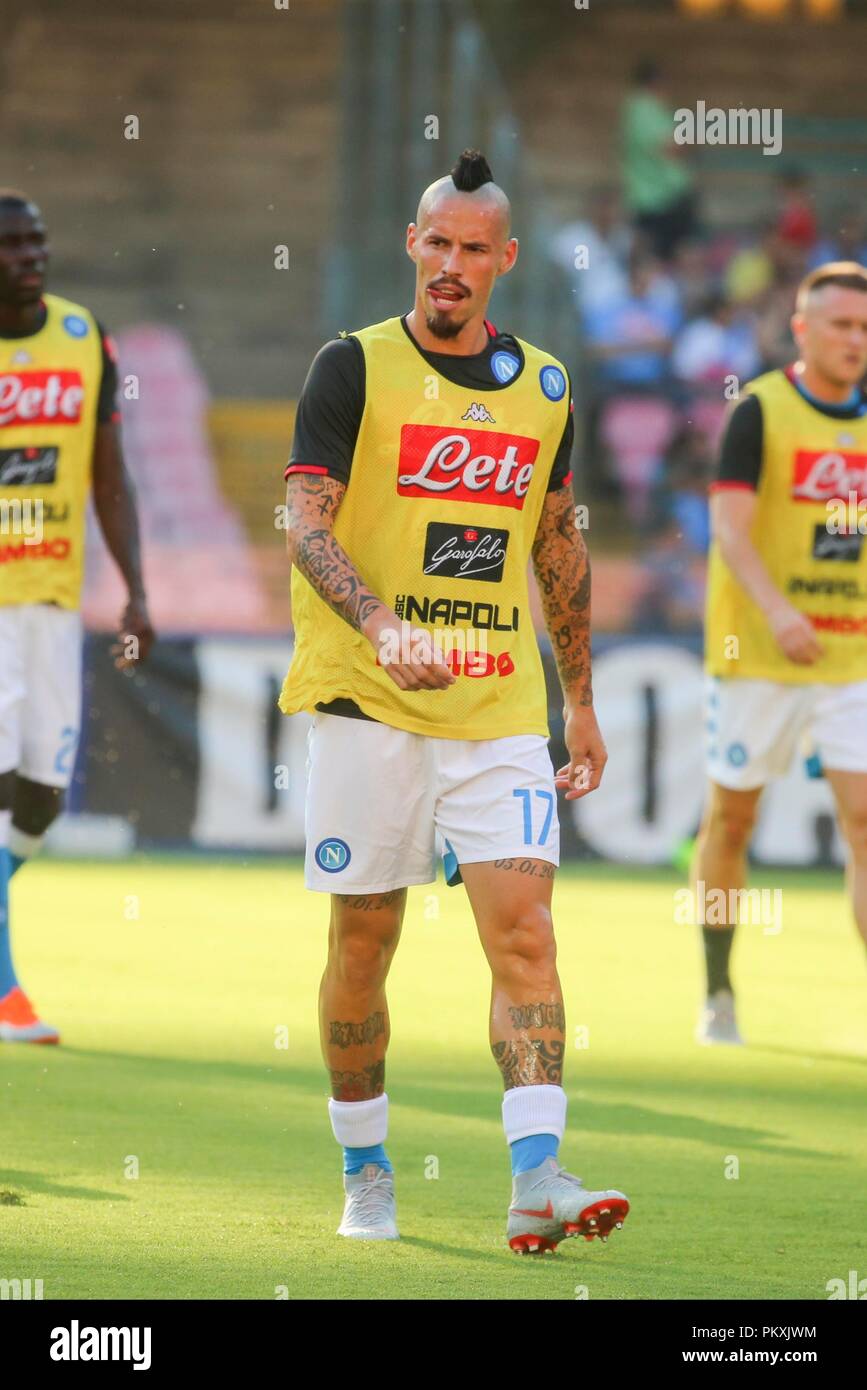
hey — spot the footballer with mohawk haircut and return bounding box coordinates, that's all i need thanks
[279,149,629,1254]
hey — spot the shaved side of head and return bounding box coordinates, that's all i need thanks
[416,149,512,242]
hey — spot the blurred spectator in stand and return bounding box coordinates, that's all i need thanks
[662,420,713,555]
[583,252,682,520]
[550,187,633,313]
[774,167,818,259]
[810,202,867,268]
[726,221,805,370]
[755,277,799,370]
[583,251,682,393]
[725,222,778,308]
[621,58,698,261]
[672,292,760,389]
[633,503,707,633]
[670,238,715,320]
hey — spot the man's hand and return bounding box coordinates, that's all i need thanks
[554,703,607,800]
[362,610,456,692]
[111,595,155,671]
[768,602,823,666]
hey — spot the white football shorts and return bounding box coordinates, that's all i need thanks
[0,603,83,788]
[705,674,867,790]
[304,711,561,893]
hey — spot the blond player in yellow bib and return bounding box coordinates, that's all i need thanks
[695,262,867,1045]
[281,151,629,1253]
[0,191,153,1044]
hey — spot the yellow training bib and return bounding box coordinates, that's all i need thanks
[280,316,571,738]
[0,294,103,610]
[706,369,867,682]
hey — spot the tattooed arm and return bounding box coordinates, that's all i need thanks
[284,472,455,691]
[531,486,607,798]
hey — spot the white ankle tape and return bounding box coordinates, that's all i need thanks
[329,1092,389,1148]
[502,1084,567,1144]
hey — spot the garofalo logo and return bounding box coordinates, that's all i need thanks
[422,521,509,581]
[673,102,782,157]
[50,1321,152,1370]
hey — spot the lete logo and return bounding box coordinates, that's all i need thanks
[0,371,85,428]
[792,449,867,503]
[397,425,540,510]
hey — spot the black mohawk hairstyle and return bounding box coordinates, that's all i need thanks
[450,149,493,192]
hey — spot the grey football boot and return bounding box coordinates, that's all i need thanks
[696,988,745,1046]
[337,1163,399,1240]
[507,1156,629,1255]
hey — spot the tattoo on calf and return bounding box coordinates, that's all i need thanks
[508,1002,565,1032]
[329,1011,386,1049]
[329,1061,386,1101]
[492,1038,565,1088]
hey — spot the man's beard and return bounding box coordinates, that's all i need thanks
[424,308,467,340]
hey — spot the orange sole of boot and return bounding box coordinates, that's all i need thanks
[508,1233,560,1255]
[563,1196,630,1243]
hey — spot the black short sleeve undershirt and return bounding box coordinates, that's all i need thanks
[95,321,119,425]
[714,394,763,490]
[287,336,365,486]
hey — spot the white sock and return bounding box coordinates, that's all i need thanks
[9,826,44,862]
[502,1084,568,1144]
[328,1092,389,1148]
[0,809,10,850]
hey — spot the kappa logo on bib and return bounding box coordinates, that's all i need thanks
[397,424,540,510]
[314,838,351,873]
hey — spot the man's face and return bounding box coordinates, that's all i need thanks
[793,285,867,387]
[406,195,517,340]
[0,203,49,307]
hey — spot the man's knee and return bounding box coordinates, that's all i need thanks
[840,808,867,861]
[328,893,405,989]
[492,903,557,988]
[704,788,760,853]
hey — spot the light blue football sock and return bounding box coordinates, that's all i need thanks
[0,848,20,997]
[510,1133,559,1176]
[343,1142,393,1176]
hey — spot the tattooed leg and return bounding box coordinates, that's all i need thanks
[320,890,406,1100]
[459,860,565,1090]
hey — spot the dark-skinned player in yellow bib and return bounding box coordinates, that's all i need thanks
[695,263,867,1047]
[0,191,154,1046]
[280,151,629,1252]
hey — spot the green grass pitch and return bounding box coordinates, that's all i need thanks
[2,858,866,1300]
